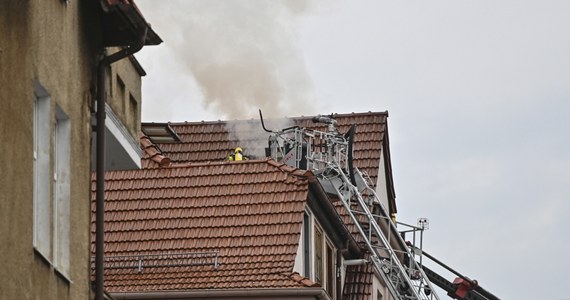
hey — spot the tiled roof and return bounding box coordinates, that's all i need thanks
[140,135,171,168]
[92,160,316,292]
[343,261,374,300]
[137,112,394,298]
[148,111,397,216]
[148,112,389,190]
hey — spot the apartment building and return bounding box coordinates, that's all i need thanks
[0,1,160,299]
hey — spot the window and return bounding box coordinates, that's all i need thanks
[129,93,138,131]
[314,225,323,284]
[33,83,71,279]
[129,94,137,117]
[303,212,311,277]
[54,106,70,276]
[313,220,336,298]
[116,75,126,113]
[325,241,335,296]
[33,91,52,261]
[116,75,126,99]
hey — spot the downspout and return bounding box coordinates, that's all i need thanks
[95,26,148,300]
[336,246,344,299]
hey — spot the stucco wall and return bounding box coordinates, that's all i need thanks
[107,48,143,139]
[372,275,394,300]
[375,144,391,212]
[0,0,97,299]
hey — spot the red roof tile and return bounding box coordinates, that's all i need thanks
[92,160,312,292]
[343,261,374,300]
[140,135,171,168]
[153,112,397,217]
[134,112,395,297]
[155,112,389,191]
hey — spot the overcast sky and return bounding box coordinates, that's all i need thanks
[135,1,570,299]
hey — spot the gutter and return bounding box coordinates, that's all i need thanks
[111,288,330,300]
[94,26,148,300]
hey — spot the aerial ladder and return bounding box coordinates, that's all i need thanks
[259,111,501,300]
[410,246,500,300]
[260,111,439,300]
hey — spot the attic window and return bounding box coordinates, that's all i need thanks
[141,123,181,144]
[314,225,323,284]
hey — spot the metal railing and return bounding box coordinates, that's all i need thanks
[92,251,219,273]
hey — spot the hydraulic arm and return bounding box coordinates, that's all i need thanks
[413,248,500,300]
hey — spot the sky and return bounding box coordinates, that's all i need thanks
[135,1,570,299]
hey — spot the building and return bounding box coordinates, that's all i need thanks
[0,1,160,299]
[95,159,353,300]
[93,112,416,299]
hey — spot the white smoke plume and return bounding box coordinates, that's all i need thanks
[138,0,321,120]
[137,0,324,156]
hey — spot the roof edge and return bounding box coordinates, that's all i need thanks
[281,271,320,288]
[381,120,397,214]
[166,111,389,126]
[172,158,272,169]
[110,287,330,300]
[267,160,313,178]
[291,110,389,120]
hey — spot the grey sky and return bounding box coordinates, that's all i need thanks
[136,1,570,299]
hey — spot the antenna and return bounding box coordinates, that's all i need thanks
[258,109,273,133]
[258,109,300,133]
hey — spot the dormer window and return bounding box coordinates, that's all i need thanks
[314,225,323,284]
[297,208,339,299]
[313,222,336,299]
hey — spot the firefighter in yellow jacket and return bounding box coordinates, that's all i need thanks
[228,147,247,161]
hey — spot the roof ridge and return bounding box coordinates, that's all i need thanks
[171,159,272,168]
[167,111,388,125]
[292,110,389,119]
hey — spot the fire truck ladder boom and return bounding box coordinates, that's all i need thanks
[321,164,438,300]
[262,113,439,300]
[412,247,500,300]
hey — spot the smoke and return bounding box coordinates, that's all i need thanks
[138,0,321,120]
[226,117,295,159]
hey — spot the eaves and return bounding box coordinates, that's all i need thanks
[110,287,331,300]
[99,0,162,47]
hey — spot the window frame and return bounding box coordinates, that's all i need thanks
[325,239,335,297]
[314,224,323,284]
[311,217,337,299]
[53,105,71,277]
[303,211,312,277]
[33,91,52,262]
[32,83,72,282]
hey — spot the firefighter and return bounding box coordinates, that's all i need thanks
[228,147,247,161]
